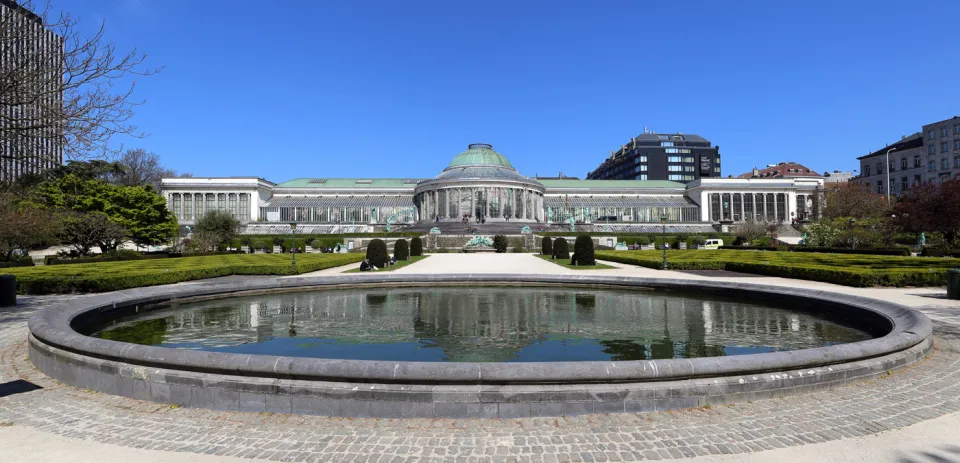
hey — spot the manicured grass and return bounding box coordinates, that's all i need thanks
[343,255,430,273]
[5,253,364,295]
[595,250,959,287]
[536,254,615,270]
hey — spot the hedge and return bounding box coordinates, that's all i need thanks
[0,257,34,268]
[394,239,410,260]
[595,250,957,287]
[410,237,423,257]
[553,238,569,260]
[541,237,553,256]
[6,253,365,295]
[791,247,911,257]
[366,239,388,268]
[572,235,595,266]
[493,235,508,253]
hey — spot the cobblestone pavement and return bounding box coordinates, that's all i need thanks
[1,257,959,462]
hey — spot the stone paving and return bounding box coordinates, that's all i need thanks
[0,254,959,462]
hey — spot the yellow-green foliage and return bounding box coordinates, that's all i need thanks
[6,253,363,294]
[595,250,958,287]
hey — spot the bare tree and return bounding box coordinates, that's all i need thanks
[111,148,189,189]
[0,190,60,259]
[59,210,126,255]
[733,220,770,245]
[0,0,161,176]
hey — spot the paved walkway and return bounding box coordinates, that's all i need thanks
[1,253,958,462]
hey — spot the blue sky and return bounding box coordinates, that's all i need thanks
[52,0,960,181]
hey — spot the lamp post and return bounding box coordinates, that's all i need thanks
[289,222,297,267]
[659,214,668,270]
[885,148,896,204]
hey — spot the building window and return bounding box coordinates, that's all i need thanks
[713,166,720,173]
[955,157,960,168]
[877,180,883,194]
[682,156,695,163]
[668,174,683,181]
[864,165,871,176]
[684,165,695,172]
[942,127,949,137]
[634,165,647,173]
[661,141,674,147]
[889,160,896,172]
[634,174,647,180]
[955,140,960,151]
[942,158,949,170]
[914,174,922,185]
[929,160,936,172]
[954,124,960,135]
[929,144,936,155]
[710,194,721,222]
[876,162,883,174]
[914,155,921,168]
[901,158,907,169]
[941,142,948,153]
[638,156,647,163]
[901,177,908,192]
[668,165,683,172]
[667,156,681,163]
[929,130,936,140]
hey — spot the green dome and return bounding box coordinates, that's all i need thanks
[446,143,514,169]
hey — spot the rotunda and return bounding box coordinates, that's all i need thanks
[414,144,545,223]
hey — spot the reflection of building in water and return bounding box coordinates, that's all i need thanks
[115,288,869,360]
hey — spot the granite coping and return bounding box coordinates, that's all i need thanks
[28,274,932,385]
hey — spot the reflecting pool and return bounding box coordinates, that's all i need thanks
[92,287,873,362]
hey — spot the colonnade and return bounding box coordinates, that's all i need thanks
[699,191,817,223]
[167,192,254,224]
[415,186,544,222]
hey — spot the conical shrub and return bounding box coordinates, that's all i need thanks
[394,239,409,260]
[366,239,388,268]
[553,237,569,260]
[541,236,553,256]
[572,235,595,266]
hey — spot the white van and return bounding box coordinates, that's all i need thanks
[701,239,723,250]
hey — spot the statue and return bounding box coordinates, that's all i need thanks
[919,232,926,246]
[429,227,442,235]
[520,226,532,234]
[465,235,494,248]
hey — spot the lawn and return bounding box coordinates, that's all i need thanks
[536,254,615,270]
[342,255,429,273]
[595,250,959,287]
[6,253,364,295]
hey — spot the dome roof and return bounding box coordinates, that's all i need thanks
[446,144,514,169]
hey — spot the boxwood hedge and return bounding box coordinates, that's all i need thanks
[595,250,957,287]
[6,253,364,295]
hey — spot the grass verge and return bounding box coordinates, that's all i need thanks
[595,250,958,287]
[342,255,430,273]
[5,253,364,295]
[536,254,616,270]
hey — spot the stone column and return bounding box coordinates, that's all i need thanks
[786,191,797,223]
[700,191,710,221]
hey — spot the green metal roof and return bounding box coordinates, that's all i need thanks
[538,179,686,189]
[274,178,428,188]
[446,143,514,169]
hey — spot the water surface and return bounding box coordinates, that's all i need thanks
[92,287,872,362]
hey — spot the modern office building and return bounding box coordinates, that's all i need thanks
[162,143,822,234]
[737,162,822,180]
[0,0,64,183]
[585,133,721,183]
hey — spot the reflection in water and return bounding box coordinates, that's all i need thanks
[92,287,872,362]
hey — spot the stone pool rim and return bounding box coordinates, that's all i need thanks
[27,274,934,417]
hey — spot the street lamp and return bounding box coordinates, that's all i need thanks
[659,214,669,270]
[289,222,297,267]
[885,147,897,204]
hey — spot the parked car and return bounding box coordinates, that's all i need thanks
[702,239,724,250]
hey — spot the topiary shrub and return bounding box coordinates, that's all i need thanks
[366,239,389,268]
[272,237,283,246]
[510,237,525,253]
[690,235,707,246]
[310,239,322,249]
[572,235,595,265]
[637,236,651,246]
[493,235,508,253]
[394,239,409,260]
[410,237,423,256]
[541,236,553,256]
[553,238,569,260]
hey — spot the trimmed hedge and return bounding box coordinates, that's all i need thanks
[6,253,364,295]
[920,248,960,258]
[366,239,388,268]
[792,247,911,257]
[394,239,410,260]
[595,250,957,287]
[553,238,569,260]
[541,236,553,256]
[572,235,595,266]
[0,257,35,268]
[410,237,423,257]
[493,235,508,253]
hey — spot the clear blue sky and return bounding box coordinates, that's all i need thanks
[52,0,960,181]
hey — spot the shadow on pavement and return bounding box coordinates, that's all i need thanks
[896,444,960,463]
[0,380,42,398]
